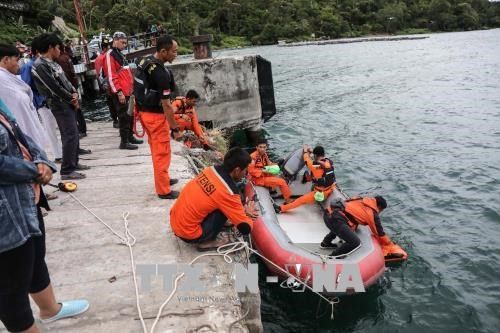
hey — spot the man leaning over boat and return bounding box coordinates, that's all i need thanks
[323,196,407,261]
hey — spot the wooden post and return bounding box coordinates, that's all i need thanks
[191,34,213,60]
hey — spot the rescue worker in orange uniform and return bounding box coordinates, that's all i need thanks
[170,148,259,250]
[249,138,293,204]
[172,90,211,149]
[275,145,336,213]
[322,196,406,261]
[134,35,182,199]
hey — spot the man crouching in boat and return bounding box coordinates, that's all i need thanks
[322,196,407,261]
[275,144,336,213]
[249,138,293,204]
[170,147,259,251]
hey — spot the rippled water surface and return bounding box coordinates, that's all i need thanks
[87,30,500,332]
[219,30,500,333]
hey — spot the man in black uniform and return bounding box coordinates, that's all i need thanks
[134,35,182,199]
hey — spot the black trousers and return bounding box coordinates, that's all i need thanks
[106,95,118,122]
[50,99,79,174]
[0,208,51,332]
[180,210,227,243]
[76,108,87,134]
[111,95,132,143]
[323,211,361,256]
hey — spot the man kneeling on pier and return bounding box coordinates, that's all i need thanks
[170,148,258,251]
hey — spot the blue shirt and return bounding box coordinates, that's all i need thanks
[20,59,46,110]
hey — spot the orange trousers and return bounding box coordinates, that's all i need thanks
[280,186,334,213]
[252,176,292,200]
[175,117,207,144]
[176,117,193,131]
[140,112,172,195]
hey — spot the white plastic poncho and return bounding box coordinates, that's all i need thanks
[0,67,51,150]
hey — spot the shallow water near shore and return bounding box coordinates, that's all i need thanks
[86,29,500,332]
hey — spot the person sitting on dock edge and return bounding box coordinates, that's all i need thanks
[322,196,406,260]
[275,144,336,213]
[170,147,259,251]
[249,138,293,204]
[172,89,211,150]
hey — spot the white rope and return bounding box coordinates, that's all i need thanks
[64,179,339,330]
[66,192,130,245]
[149,239,248,332]
[122,212,148,333]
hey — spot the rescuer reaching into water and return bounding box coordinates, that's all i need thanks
[322,196,407,261]
[275,144,336,213]
[170,147,259,251]
[249,138,293,204]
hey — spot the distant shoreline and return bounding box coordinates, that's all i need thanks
[277,35,429,47]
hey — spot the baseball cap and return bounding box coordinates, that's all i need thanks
[112,31,127,39]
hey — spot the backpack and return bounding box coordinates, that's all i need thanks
[133,56,167,108]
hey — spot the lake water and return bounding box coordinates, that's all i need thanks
[86,29,500,332]
[220,30,500,333]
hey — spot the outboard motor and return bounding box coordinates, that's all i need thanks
[280,148,305,180]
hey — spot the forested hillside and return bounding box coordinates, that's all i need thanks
[1,0,499,46]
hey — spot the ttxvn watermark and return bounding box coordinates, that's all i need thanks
[136,263,364,293]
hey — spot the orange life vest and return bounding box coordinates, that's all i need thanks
[250,151,271,168]
[248,151,273,179]
[173,97,194,116]
[327,197,380,235]
[311,158,336,188]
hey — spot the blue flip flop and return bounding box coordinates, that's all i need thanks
[40,299,90,324]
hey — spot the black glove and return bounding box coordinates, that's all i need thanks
[301,171,310,184]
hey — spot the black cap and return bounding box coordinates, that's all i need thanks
[313,146,325,156]
[375,196,387,210]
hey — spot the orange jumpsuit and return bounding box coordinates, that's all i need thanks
[330,197,404,259]
[172,97,207,144]
[280,153,335,212]
[170,165,253,240]
[248,151,292,201]
[140,111,172,195]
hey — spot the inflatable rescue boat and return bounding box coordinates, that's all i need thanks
[246,149,387,294]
